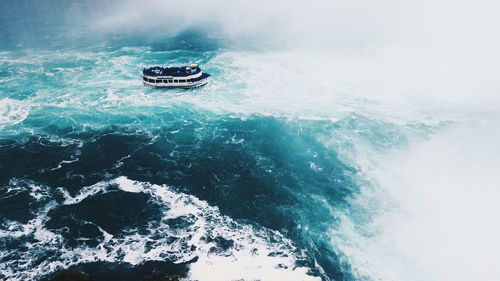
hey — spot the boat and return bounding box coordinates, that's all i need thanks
[141,63,210,89]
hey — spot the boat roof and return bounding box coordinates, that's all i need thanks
[143,66,201,77]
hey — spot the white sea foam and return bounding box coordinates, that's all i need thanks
[1,177,319,281]
[62,180,110,205]
[0,98,30,127]
[115,176,144,193]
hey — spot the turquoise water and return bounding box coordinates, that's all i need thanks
[0,8,420,281]
[3,1,497,281]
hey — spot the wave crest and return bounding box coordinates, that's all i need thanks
[0,177,320,281]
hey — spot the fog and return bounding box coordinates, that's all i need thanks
[340,119,500,281]
[4,0,500,104]
[96,0,498,47]
[84,0,500,104]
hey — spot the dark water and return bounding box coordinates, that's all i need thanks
[1,111,371,280]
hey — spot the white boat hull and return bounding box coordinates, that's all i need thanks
[142,76,209,89]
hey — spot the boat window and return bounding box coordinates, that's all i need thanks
[180,79,186,83]
[143,77,147,81]
[148,79,154,83]
[174,80,178,83]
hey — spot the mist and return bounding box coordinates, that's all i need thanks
[339,119,500,281]
[90,0,500,104]
[3,0,500,104]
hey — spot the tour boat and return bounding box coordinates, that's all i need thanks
[142,63,210,89]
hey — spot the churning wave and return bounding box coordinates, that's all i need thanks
[0,176,319,281]
[0,40,476,281]
[0,109,367,281]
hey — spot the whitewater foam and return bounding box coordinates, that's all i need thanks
[0,98,30,127]
[0,177,320,281]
